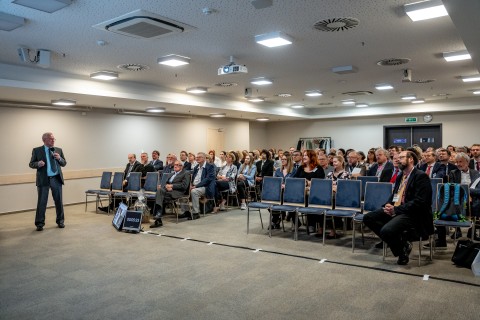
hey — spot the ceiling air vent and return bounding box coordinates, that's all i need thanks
[342,91,373,96]
[214,82,238,87]
[376,58,410,66]
[93,9,193,39]
[117,64,150,71]
[314,18,359,32]
[412,79,435,83]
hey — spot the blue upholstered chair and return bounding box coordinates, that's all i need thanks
[352,182,392,252]
[430,178,443,213]
[85,171,112,213]
[296,179,333,241]
[113,172,142,208]
[271,178,306,238]
[143,172,160,201]
[356,176,379,200]
[324,179,362,246]
[247,176,283,234]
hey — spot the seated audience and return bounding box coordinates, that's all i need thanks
[364,151,432,265]
[214,152,238,212]
[237,154,257,210]
[150,150,164,171]
[470,144,480,171]
[291,150,303,175]
[140,152,155,176]
[188,152,197,169]
[179,151,191,170]
[365,148,377,170]
[318,153,333,176]
[162,154,176,174]
[436,148,457,179]
[346,151,366,177]
[150,160,189,228]
[470,174,480,240]
[255,149,274,189]
[189,152,216,219]
[209,150,222,168]
[367,148,394,182]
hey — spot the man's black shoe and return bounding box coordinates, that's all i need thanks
[58,223,65,228]
[178,211,191,219]
[404,241,413,256]
[188,213,200,220]
[36,226,43,231]
[397,254,409,265]
[374,241,384,249]
[150,219,163,228]
[98,206,108,213]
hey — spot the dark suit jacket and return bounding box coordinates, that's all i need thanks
[165,170,190,199]
[367,161,394,182]
[29,146,67,186]
[150,159,164,171]
[443,162,457,180]
[255,159,274,178]
[470,178,480,217]
[124,161,144,180]
[192,162,216,198]
[447,168,480,185]
[419,162,446,179]
[183,161,192,171]
[470,159,480,170]
[389,168,433,236]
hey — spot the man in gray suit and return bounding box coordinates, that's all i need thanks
[150,160,190,228]
[29,132,67,231]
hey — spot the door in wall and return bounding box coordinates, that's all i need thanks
[384,126,412,150]
[207,128,224,154]
[384,124,442,150]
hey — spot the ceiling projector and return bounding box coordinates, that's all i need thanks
[218,64,248,75]
[218,56,248,75]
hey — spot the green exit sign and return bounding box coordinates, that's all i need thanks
[405,117,417,123]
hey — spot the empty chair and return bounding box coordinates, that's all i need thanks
[352,182,392,252]
[324,179,362,246]
[85,171,112,213]
[356,176,379,200]
[247,177,283,234]
[113,172,142,208]
[271,178,306,238]
[143,172,160,201]
[430,178,443,213]
[296,179,333,241]
[105,172,124,215]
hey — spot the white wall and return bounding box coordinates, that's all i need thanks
[248,121,268,150]
[0,107,250,213]
[265,111,480,152]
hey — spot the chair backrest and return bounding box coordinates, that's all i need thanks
[430,178,443,212]
[260,176,283,204]
[357,176,379,198]
[143,172,159,193]
[160,172,173,187]
[127,172,142,192]
[111,172,124,192]
[183,172,192,196]
[363,182,393,213]
[99,171,112,190]
[282,178,306,207]
[335,179,362,210]
[308,178,333,209]
[436,183,470,220]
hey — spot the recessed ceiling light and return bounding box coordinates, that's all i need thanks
[472,90,480,95]
[255,31,293,47]
[256,117,270,121]
[157,54,190,67]
[355,103,369,108]
[275,93,292,97]
[0,12,25,31]
[290,104,305,109]
[461,75,480,82]
[443,50,471,62]
[12,0,72,13]
[375,83,393,90]
[251,77,273,85]
[305,90,323,97]
[145,107,165,113]
[401,94,417,100]
[186,87,208,93]
[209,113,226,118]
[248,97,265,102]
[51,99,76,106]
[341,99,355,105]
[411,98,425,104]
[404,0,448,22]
[90,71,119,80]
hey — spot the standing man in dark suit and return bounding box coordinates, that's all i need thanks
[367,148,394,182]
[190,152,216,220]
[29,132,67,231]
[364,151,433,265]
[150,161,190,228]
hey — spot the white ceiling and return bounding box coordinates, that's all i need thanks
[0,0,479,121]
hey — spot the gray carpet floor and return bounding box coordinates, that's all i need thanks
[1,204,479,320]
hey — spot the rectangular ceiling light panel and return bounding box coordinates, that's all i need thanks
[12,0,72,13]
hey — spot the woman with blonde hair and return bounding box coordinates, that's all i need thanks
[237,154,257,210]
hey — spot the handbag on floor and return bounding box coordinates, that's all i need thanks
[451,240,480,268]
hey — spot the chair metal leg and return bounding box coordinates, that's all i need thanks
[322,214,327,246]
[352,221,356,252]
[259,209,263,229]
[247,207,250,234]
[268,208,272,238]
[294,210,298,241]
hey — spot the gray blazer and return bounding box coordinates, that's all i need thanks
[29,146,67,186]
[166,170,190,199]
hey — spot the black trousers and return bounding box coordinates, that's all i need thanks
[363,209,415,256]
[35,175,64,227]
